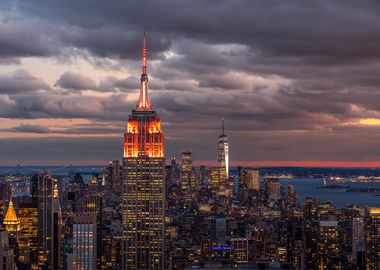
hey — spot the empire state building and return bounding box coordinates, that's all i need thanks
[122,34,165,270]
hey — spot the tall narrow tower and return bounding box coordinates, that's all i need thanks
[218,118,229,181]
[122,34,165,270]
[37,172,62,270]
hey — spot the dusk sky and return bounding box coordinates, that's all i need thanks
[0,1,380,166]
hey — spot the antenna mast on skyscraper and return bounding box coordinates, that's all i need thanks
[222,117,225,135]
[137,32,152,110]
[142,32,147,74]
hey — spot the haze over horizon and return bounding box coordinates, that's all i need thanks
[1,1,380,166]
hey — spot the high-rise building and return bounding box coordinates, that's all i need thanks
[37,172,62,270]
[229,237,249,263]
[352,217,364,258]
[199,165,206,187]
[169,157,179,185]
[244,169,259,190]
[30,174,39,200]
[0,202,4,230]
[3,198,21,266]
[208,217,228,242]
[263,179,281,202]
[286,184,297,206]
[181,151,193,190]
[0,230,15,270]
[207,168,220,192]
[122,34,165,270]
[339,205,361,255]
[110,160,121,191]
[303,197,320,269]
[18,199,38,269]
[70,214,97,270]
[365,207,380,270]
[237,167,244,186]
[218,119,229,181]
[85,194,102,269]
[317,219,340,270]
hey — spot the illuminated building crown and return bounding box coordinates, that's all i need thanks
[4,198,21,233]
[4,198,18,223]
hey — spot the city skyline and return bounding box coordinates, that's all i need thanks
[1,2,380,269]
[1,1,380,166]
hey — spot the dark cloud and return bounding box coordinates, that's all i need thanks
[0,11,59,58]
[10,124,50,133]
[4,123,123,135]
[5,1,380,63]
[0,70,49,94]
[0,93,134,120]
[55,71,97,90]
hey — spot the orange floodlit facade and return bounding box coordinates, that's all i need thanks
[124,117,164,158]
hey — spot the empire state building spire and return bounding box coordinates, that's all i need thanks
[137,33,152,110]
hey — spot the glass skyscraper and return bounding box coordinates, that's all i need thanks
[218,119,229,181]
[71,214,97,270]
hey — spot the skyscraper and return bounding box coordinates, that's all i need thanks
[207,168,220,192]
[3,198,20,266]
[243,169,259,190]
[70,214,97,270]
[317,219,340,270]
[365,207,380,270]
[110,160,121,191]
[229,237,249,263]
[199,165,206,186]
[181,151,193,190]
[122,34,165,270]
[0,230,15,270]
[37,172,62,270]
[85,194,102,269]
[262,179,281,202]
[18,199,39,269]
[218,119,229,181]
[352,217,364,258]
[303,197,320,269]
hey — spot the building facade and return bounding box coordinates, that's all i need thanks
[70,214,97,270]
[317,220,340,270]
[365,207,380,270]
[181,151,193,190]
[122,34,165,270]
[0,230,15,270]
[18,199,39,269]
[244,169,259,190]
[37,172,62,270]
